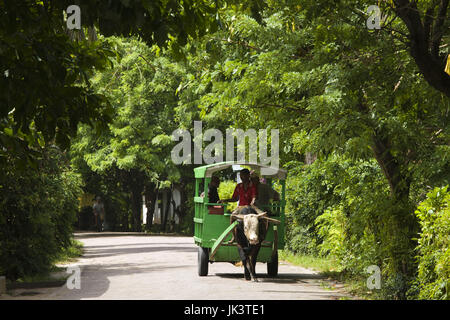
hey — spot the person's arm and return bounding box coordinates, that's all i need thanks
[219,196,239,203]
[219,185,239,203]
[250,184,257,206]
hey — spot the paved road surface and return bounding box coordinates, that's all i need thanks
[1,232,353,300]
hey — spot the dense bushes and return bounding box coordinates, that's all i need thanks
[0,148,81,280]
[285,153,450,299]
[285,155,421,299]
[412,187,449,300]
[284,159,344,256]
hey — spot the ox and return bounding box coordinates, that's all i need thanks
[230,205,280,282]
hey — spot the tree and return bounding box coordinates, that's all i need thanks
[0,0,114,165]
[0,0,228,164]
[175,6,449,297]
[391,0,450,97]
[0,145,82,280]
[269,0,450,97]
[71,37,187,231]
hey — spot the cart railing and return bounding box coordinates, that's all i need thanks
[201,201,286,215]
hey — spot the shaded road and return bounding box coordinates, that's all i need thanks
[2,233,353,300]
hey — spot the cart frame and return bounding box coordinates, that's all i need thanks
[193,161,287,277]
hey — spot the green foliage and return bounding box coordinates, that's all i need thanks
[56,0,222,48]
[0,147,82,280]
[218,180,238,211]
[73,37,183,183]
[0,1,114,165]
[70,37,198,231]
[174,5,448,299]
[315,207,347,267]
[2,0,447,300]
[284,159,343,256]
[53,239,84,265]
[412,186,450,300]
[286,155,421,298]
[0,0,235,165]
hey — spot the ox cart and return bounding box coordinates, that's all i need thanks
[194,161,286,278]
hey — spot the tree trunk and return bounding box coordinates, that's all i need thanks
[172,182,187,226]
[370,133,419,296]
[162,188,172,232]
[305,152,317,165]
[124,169,144,232]
[371,134,416,230]
[144,184,158,230]
[393,0,450,97]
[123,201,130,231]
[130,185,143,232]
[371,135,410,200]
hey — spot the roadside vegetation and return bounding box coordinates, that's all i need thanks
[1,0,448,299]
[5,239,84,287]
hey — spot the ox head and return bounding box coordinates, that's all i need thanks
[231,206,280,245]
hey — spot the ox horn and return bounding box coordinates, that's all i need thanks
[256,212,268,218]
[260,216,281,224]
[231,214,245,221]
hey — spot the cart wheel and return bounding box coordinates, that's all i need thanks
[267,251,278,277]
[198,247,209,276]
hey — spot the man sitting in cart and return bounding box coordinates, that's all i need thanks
[250,170,280,215]
[208,175,221,204]
[219,168,260,244]
[200,176,221,203]
[219,168,256,207]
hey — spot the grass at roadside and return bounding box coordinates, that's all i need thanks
[12,239,84,285]
[279,250,378,299]
[279,250,338,272]
[53,239,84,265]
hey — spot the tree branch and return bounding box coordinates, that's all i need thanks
[431,0,449,57]
[221,38,264,52]
[392,0,450,97]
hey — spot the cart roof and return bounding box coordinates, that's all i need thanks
[194,161,287,179]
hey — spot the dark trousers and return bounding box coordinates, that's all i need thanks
[95,214,102,232]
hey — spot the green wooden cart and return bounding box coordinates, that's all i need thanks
[193,161,287,277]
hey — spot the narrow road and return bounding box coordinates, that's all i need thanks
[2,233,353,300]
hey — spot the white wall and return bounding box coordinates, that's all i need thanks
[142,188,181,225]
